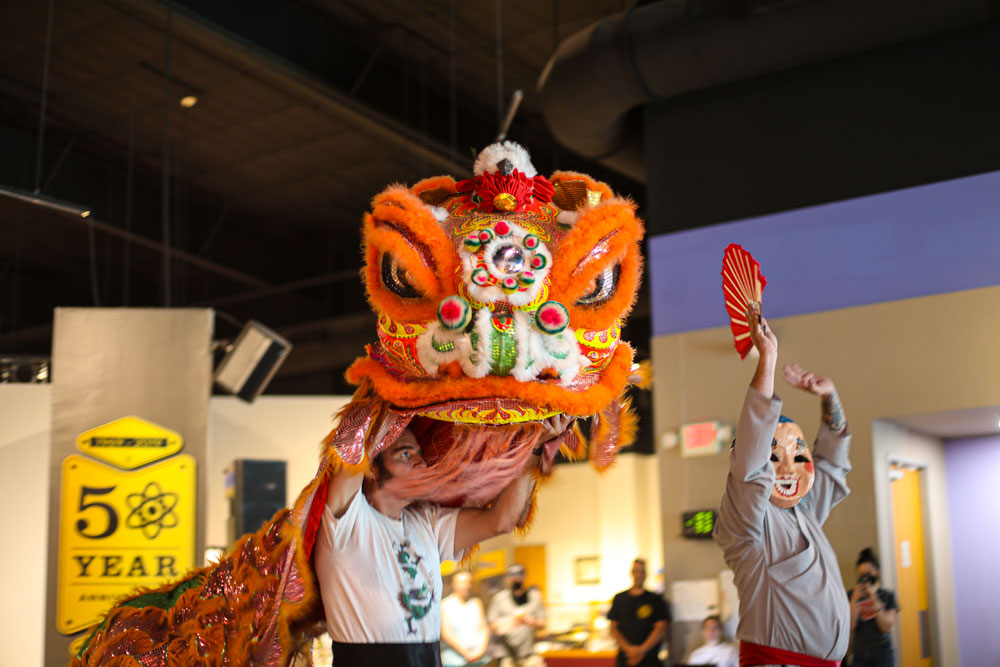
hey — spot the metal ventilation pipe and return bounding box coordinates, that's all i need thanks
[537,0,999,181]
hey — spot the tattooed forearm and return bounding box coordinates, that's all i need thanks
[822,391,847,432]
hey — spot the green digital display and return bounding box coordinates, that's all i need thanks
[682,509,717,539]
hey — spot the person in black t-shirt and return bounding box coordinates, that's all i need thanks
[607,559,669,667]
[848,548,898,667]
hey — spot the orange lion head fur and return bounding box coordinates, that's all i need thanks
[329,141,646,487]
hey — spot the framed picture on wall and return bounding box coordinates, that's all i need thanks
[574,556,600,585]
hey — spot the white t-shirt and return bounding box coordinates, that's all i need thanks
[441,595,488,666]
[686,640,739,667]
[314,488,462,643]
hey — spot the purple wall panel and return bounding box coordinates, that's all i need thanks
[649,169,1000,336]
[945,435,1000,666]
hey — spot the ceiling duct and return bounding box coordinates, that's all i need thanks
[537,0,999,181]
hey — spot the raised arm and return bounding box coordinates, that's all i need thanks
[782,363,847,435]
[748,303,777,399]
[782,363,851,523]
[716,304,781,545]
[453,415,574,554]
[325,464,364,518]
[453,457,538,555]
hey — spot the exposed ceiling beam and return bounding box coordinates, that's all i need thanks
[74,213,268,288]
[275,339,369,378]
[199,268,359,308]
[109,0,472,178]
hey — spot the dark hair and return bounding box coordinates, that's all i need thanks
[371,452,392,485]
[857,547,880,571]
[702,615,721,628]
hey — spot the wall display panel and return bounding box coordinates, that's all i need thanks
[44,308,212,665]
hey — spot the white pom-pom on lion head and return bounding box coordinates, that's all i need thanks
[473,141,537,178]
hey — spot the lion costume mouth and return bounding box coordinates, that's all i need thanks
[345,337,636,423]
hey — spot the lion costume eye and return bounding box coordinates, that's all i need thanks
[380,254,421,298]
[576,265,620,306]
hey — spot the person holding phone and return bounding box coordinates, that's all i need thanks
[847,548,898,667]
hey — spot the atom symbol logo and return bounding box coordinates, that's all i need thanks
[125,481,179,539]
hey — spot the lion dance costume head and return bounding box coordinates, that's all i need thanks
[73,142,646,666]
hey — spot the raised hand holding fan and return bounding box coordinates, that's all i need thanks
[721,243,768,359]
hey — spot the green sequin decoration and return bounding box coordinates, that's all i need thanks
[469,331,480,364]
[432,338,455,353]
[77,574,207,658]
[489,327,518,375]
[122,574,205,610]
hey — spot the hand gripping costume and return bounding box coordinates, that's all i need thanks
[72,142,647,666]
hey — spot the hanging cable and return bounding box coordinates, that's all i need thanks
[551,0,561,169]
[8,210,25,344]
[34,0,55,194]
[495,0,504,136]
[88,212,101,306]
[553,0,559,52]
[496,90,522,142]
[419,33,429,174]
[449,0,457,166]
[123,50,137,306]
[161,3,174,307]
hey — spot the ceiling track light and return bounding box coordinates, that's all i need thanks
[0,184,91,218]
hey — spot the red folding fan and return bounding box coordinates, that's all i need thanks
[721,243,767,359]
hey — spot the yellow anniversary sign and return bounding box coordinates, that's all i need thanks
[76,416,183,469]
[57,454,196,634]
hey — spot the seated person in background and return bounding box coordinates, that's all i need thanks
[488,564,548,667]
[714,303,852,666]
[608,559,669,667]
[441,571,490,667]
[847,548,897,667]
[684,615,738,667]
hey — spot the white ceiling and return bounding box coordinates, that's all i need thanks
[889,405,1000,440]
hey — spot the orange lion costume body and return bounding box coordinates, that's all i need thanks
[73,142,647,666]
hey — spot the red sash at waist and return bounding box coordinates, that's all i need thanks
[740,641,841,667]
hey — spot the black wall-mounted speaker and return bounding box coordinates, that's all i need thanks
[214,319,292,403]
[226,459,287,545]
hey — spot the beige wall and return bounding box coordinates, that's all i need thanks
[479,452,664,631]
[652,285,1000,666]
[206,396,350,547]
[0,384,52,667]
